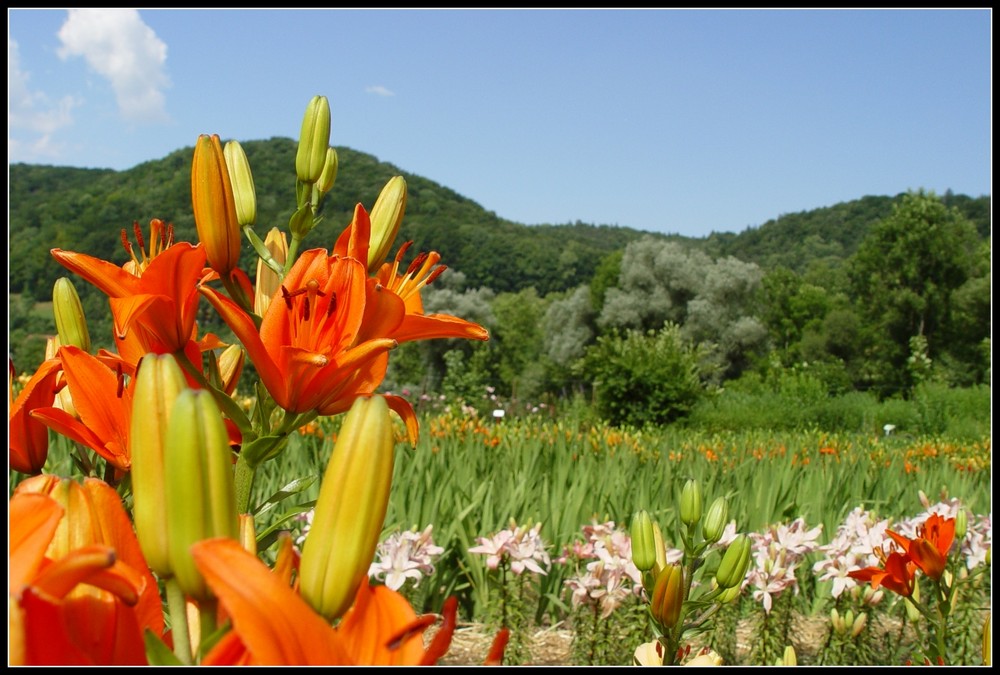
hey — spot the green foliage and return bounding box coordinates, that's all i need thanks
[848,190,983,397]
[580,323,707,428]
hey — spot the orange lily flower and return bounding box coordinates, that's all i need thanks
[51,219,207,362]
[199,226,397,417]
[887,514,956,581]
[30,345,134,473]
[9,357,63,474]
[10,476,164,665]
[848,549,917,597]
[192,538,456,666]
[333,204,489,345]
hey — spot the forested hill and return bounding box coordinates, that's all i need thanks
[8,136,990,299]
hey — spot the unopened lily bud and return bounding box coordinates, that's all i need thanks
[217,344,244,396]
[192,134,241,276]
[984,612,991,666]
[652,520,667,576]
[703,496,728,544]
[299,395,396,621]
[367,175,407,273]
[296,95,331,184]
[680,479,702,528]
[633,640,665,666]
[239,513,257,556]
[53,277,90,353]
[851,611,868,638]
[316,147,338,196]
[844,609,854,631]
[631,510,657,572]
[717,582,742,604]
[955,508,969,541]
[254,227,288,317]
[716,533,751,589]
[649,563,685,629]
[165,389,239,601]
[830,608,844,634]
[904,582,922,622]
[782,646,797,666]
[130,352,188,578]
[223,140,257,227]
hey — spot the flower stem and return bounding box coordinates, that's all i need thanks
[165,578,193,665]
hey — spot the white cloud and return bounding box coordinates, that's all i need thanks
[8,37,79,162]
[365,85,395,97]
[57,9,170,124]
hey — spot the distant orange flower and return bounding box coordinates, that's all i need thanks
[887,514,956,581]
[192,538,455,666]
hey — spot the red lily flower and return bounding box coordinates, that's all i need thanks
[9,357,63,474]
[848,549,917,597]
[887,514,956,581]
[192,538,456,666]
[30,345,134,473]
[51,219,207,361]
[10,476,164,665]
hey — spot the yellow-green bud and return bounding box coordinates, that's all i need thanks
[717,582,742,604]
[299,395,396,621]
[703,496,728,544]
[649,563,685,629]
[680,479,702,527]
[782,646,797,666]
[716,533,751,589]
[830,608,844,634]
[984,612,991,666]
[296,95,331,184]
[955,508,969,541]
[630,510,657,572]
[223,140,257,227]
[905,582,922,622]
[53,277,90,353]
[192,134,242,276]
[851,611,868,638]
[316,147,338,196]
[652,520,667,575]
[130,352,188,578]
[367,176,407,273]
[239,513,257,556]
[254,227,288,318]
[217,344,244,396]
[164,389,239,601]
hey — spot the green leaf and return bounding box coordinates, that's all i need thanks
[144,630,184,666]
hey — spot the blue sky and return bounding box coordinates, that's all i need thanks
[8,8,992,238]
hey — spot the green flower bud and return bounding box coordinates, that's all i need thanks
[702,496,728,544]
[299,395,396,621]
[717,582,742,604]
[130,352,188,578]
[367,176,407,273]
[716,533,751,589]
[955,508,969,541]
[165,389,239,601]
[680,479,702,527]
[830,608,844,634]
[296,95,331,184]
[652,520,667,575]
[851,611,868,638]
[52,277,90,353]
[223,140,257,227]
[649,564,685,629]
[782,646,798,666]
[630,510,657,572]
[316,147,339,196]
